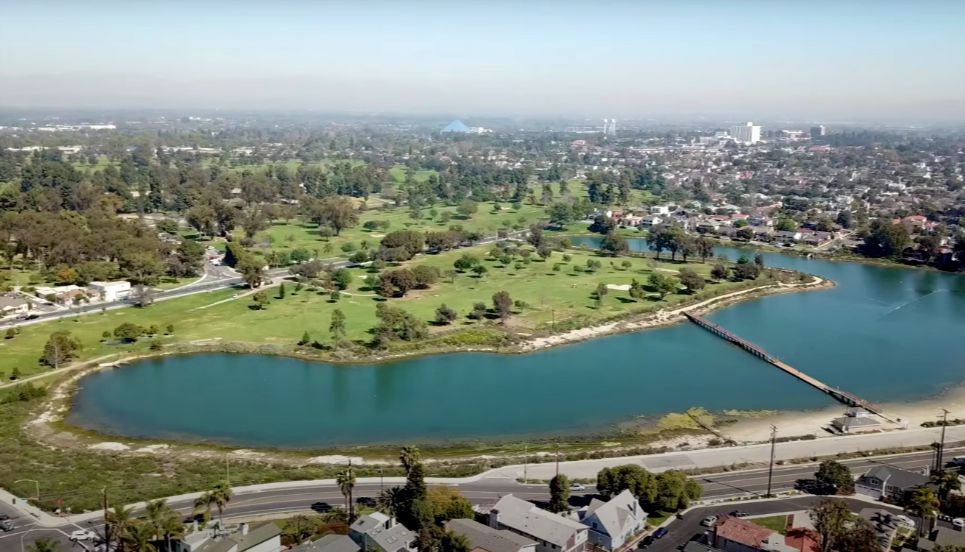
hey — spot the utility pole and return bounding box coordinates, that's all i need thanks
[523,443,528,484]
[380,466,384,494]
[935,409,950,473]
[225,454,230,485]
[555,441,560,477]
[102,488,111,551]
[766,425,777,498]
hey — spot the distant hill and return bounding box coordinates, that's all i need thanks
[442,119,471,133]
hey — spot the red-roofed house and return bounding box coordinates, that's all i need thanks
[783,528,820,552]
[713,517,795,552]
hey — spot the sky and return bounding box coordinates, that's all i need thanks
[2,0,964,122]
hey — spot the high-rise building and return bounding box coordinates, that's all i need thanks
[602,118,617,136]
[810,125,826,139]
[730,122,761,145]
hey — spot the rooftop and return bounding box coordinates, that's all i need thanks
[445,518,536,552]
[491,495,586,548]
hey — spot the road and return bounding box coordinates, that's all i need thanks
[4,444,954,552]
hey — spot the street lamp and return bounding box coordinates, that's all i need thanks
[14,479,39,502]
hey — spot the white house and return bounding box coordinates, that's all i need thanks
[349,513,417,552]
[579,490,647,551]
[489,495,587,552]
[195,523,282,552]
[0,294,31,318]
[88,281,132,302]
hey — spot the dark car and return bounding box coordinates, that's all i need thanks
[182,513,206,524]
[729,510,749,518]
[653,527,668,539]
[0,520,15,532]
[311,501,333,513]
[356,497,376,507]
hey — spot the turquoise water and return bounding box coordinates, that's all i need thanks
[69,243,965,448]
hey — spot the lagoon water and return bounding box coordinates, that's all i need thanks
[69,243,965,448]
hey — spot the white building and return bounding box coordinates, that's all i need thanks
[579,490,647,551]
[88,281,132,302]
[489,495,587,552]
[730,122,761,145]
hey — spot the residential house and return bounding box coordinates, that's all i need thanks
[855,466,929,501]
[88,280,132,302]
[651,205,672,216]
[713,516,796,552]
[774,231,802,243]
[34,285,91,305]
[640,215,663,228]
[489,495,588,552]
[445,518,536,552]
[0,294,31,318]
[292,534,361,552]
[195,523,282,552]
[579,490,647,551]
[349,512,417,552]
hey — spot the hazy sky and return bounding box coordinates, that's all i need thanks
[2,0,964,121]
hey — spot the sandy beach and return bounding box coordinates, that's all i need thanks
[721,384,965,443]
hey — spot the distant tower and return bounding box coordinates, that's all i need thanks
[602,118,617,136]
[730,121,761,145]
[810,125,826,139]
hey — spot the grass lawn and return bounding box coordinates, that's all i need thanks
[0,240,761,380]
[389,165,437,183]
[751,515,789,534]
[251,202,548,260]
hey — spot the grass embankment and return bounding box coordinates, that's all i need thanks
[1,243,768,380]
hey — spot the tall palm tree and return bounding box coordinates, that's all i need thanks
[124,521,158,552]
[399,446,421,475]
[906,487,940,536]
[27,538,60,552]
[146,499,184,552]
[194,481,232,529]
[106,504,135,550]
[931,470,962,501]
[159,511,185,552]
[336,464,357,522]
[377,486,405,518]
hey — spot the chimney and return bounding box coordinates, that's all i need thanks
[240,523,249,536]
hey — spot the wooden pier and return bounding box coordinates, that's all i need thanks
[684,312,892,421]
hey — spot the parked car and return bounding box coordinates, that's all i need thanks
[0,520,15,532]
[653,527,668,539]
[729,510,750,518]
[569,483,586,491]
[893,515,915,529]
[700,515,719,527]
[953,518,965,531]
[637,535,653,548]
[71,529,98,541]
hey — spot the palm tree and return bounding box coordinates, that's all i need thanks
[336,464,357,522]
[27,538,60,552]
[106,504,135,550]
[146,499,184,552]
[441,531,471,552]
[931,470,962,501]
[194,481,233,529]
[399,446,421,475]
[124,521,158,552]
[377,486,405,518]
[906,487,940,536]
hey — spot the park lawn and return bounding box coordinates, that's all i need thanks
[251,202,549,259]
[751,515,789,534]
[72,156,118,173]
[153,275,203,290]
[219,158,365,175]
[1,240,756,380]
[389,165,437,183]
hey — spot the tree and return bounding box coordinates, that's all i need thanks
[252,291,269,310]
[710,263,728,280]
[308,196,359,235]
[776,217,798,232]
[695,237,714,262]
[105,504,135,551]
[41,330,81,369]
[453,254,479,272]
[595,282,609,307]
[932,470,962,502]
[471,264,488,278]
[374,303,428,345]
[628,278,647,301]
[412,265,440,288]
[440,531,471,552]
[336,464,357,523]
[26,539,60,552]
[677,268,705,293]
[426,486,474,523]
[648,272,677,298]
[113,322,145,343]
[906,486,940,535]
[194,481,232,529]
[548,203,574,228]
[810,498,851,552]
[330,309,347,348]
[456,199,478,219]
[862,220,910,258]
[527,225,545,248]
[378,268,418,297]
[548,474,570,513]
[237,255,266,288]
[814,460,853,494]
[435,304,458,325]
[492,291,513,323]
[600,232,628,256]
[377,486,406,518]
[380,230,425,261]
[837,518,885,552]
[145,499,183,552]
[332,268,353,290]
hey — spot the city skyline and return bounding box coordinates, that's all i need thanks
[1,0,964,122]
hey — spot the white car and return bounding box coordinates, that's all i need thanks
[952,518,965,531]
[893,515,915,529]
[70,529,98,541]
[700,515,719,527]
[569,483,586,491]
